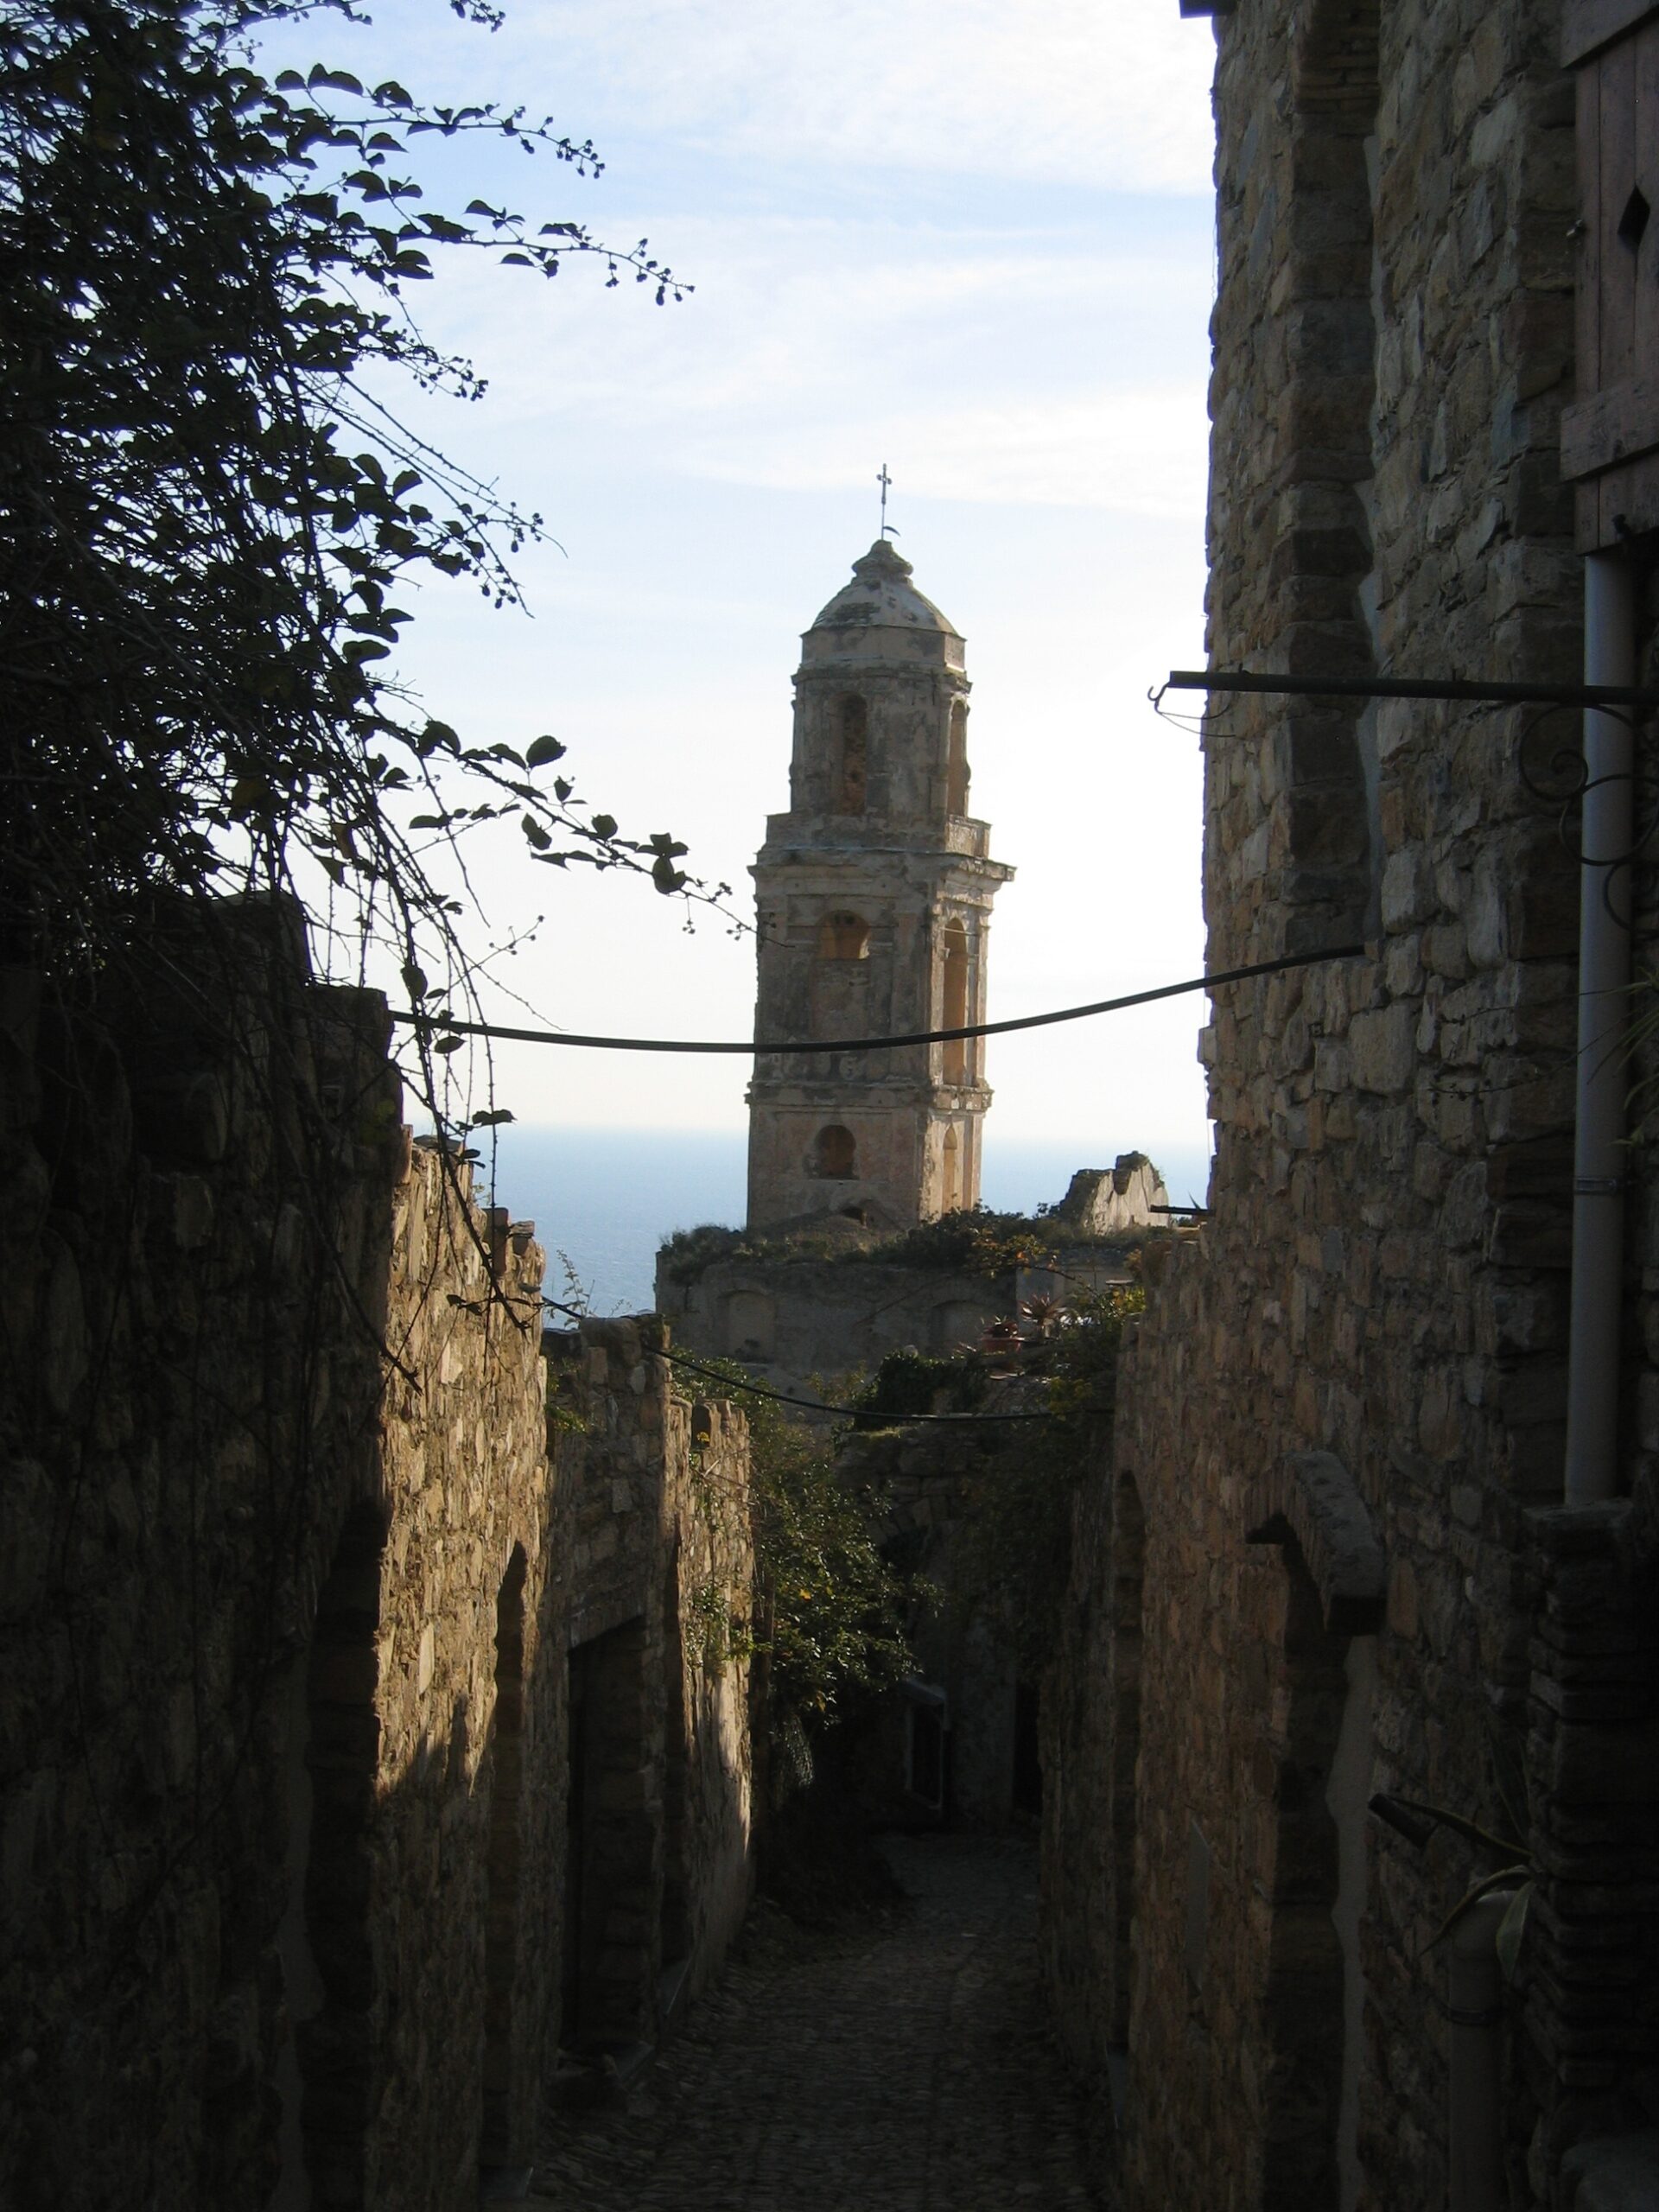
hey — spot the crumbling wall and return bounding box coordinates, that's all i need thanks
[544,1318,755,2050]
[657,1249,1138,1405]
[1,916,548,2212]
[0,918,397,2212]
[1045,3,1638,2209]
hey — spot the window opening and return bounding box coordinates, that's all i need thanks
[941,921,970,1084]
[810,1125,856,1179]
[946,700,969,815]
[835,695,868,813]
[817,911,871,961]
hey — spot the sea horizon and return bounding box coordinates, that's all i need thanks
[473,1122,1215,1317]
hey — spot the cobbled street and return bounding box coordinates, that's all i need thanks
[532,1835,1106,2212]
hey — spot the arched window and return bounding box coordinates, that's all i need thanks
[941,919,970,1084]
[817,911,870,962]
[835,696,868,814]
[946,700,969,816]
[810,1125,856,1180]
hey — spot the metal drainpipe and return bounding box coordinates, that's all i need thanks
[1564,550,1637,1506]
[1448,1891,1514,2212]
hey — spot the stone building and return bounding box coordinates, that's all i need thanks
[747,537,1014,1232]
[0,910,755,2212]
[1042,5,1659,2210]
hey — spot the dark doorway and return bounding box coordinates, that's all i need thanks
[562,1618,657,2054]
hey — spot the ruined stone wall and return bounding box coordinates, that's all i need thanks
[0,925,758,2212]
[324,1147,554,2206]
[545,1318,755,2049]
[1038,3,1656,2208]
[657,1249,1136,1405]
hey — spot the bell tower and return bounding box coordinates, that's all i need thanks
[746,539,1014,1231]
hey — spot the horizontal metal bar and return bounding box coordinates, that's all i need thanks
[1164,668,1659,709]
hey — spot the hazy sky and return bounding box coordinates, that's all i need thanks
[297,0,1220,1173]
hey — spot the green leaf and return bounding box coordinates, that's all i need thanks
[521,814,552,850]
[525,734,565,768]
[591,812,618,840]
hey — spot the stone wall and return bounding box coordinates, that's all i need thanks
[657,1246,1138,1404]
[0,918,757,2212]
[0,910,407,2212]
[545,1317,755,2050]
[1042,3,1656,2209]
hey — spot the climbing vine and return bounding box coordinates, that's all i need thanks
[685,1357,915,1770]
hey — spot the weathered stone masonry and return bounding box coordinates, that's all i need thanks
[1043,6,1656,2211]
[0,914,755,2212]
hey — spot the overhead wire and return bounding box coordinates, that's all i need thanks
[390,941,1365,1058]
[658,1345,1052,1423]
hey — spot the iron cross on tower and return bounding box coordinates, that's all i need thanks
[877,463,897,538]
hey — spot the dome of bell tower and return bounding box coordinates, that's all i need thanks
[806,537,962,644]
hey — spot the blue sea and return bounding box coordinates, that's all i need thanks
[472,1125,1215,1316]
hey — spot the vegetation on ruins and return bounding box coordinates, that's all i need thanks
[3,0,719,1128]
[950,1287,1144,1676]
[658,1205,1142,1287]
[848,1348,988,1426]
[685,1357,915,1780]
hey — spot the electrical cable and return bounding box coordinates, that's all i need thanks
[657,1344,1052,1422]
[390,940,1364,1058]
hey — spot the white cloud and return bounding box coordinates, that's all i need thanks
[506,0,1217,195]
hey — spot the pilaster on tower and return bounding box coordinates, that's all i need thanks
[746,539,1014,1233]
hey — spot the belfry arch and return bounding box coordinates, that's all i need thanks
[946,700,969,815]
[940,919,970,1085]
[834,695,868,814]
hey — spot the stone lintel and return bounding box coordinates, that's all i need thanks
[1245,1450,1386,1636]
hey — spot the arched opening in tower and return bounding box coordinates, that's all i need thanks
[941,1122,963,1214]
[834,696,868,814]
[941,920,970,1084]
[810,1124,857,1179]
[946,701,969,816]
[816,911,870,962]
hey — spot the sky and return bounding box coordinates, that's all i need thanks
[283,0,1221,1179]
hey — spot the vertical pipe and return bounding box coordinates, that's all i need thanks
[1564,551,1637,1505]
[1448,1892,1512,2212]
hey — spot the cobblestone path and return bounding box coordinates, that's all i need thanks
[532,1834,1105,2212]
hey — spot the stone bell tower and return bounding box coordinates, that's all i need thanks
[746,539,1014,1231]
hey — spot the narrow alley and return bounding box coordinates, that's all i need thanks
[531,1837,1106,2212]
